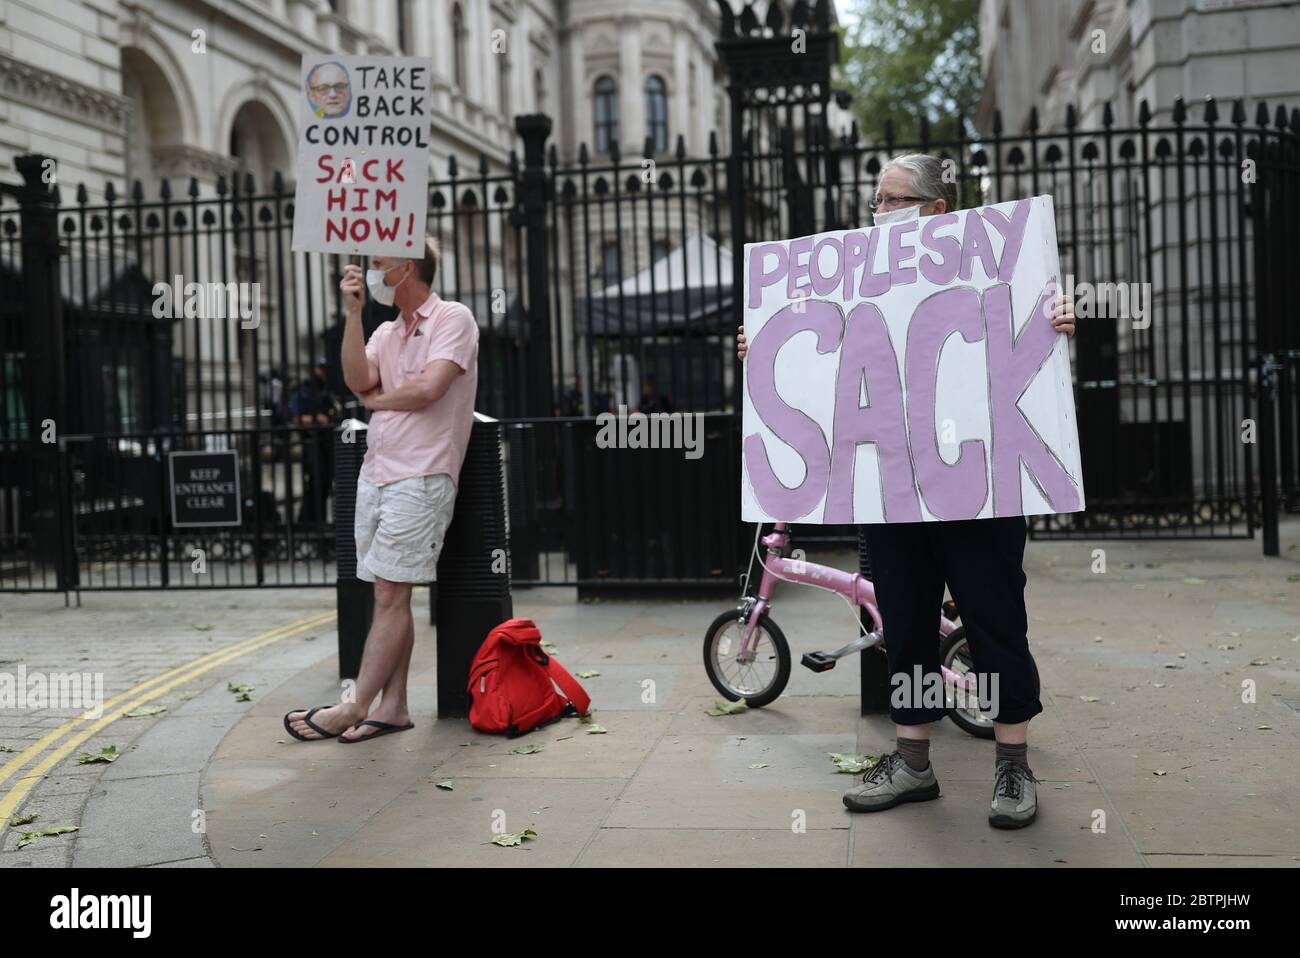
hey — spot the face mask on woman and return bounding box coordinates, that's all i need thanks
[872,204,923,226]
[365,263,409,306]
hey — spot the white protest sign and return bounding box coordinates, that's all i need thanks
[290,55,431,256]
[741,195,1085,524]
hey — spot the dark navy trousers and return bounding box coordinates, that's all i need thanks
[861,515,1043,726]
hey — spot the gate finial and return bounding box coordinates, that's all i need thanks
[715,0,735,36]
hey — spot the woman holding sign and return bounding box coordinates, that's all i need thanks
[736,154,1076,829]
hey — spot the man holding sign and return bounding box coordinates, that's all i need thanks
[737,154,1079,828]
[286,240,478,743]
[285,55,480,743]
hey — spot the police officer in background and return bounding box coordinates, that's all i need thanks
[290,357,341,525]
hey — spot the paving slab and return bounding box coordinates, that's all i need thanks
[2,519,1296,868]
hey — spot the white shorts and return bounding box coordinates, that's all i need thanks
[354,474,456,583]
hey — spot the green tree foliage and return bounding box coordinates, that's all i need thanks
[839,0,982,144]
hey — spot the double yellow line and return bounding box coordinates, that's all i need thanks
[0,610,337,829]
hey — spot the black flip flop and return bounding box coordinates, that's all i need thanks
[338,719,415,743]
[283,706,342,742]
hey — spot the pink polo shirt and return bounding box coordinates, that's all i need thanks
[360,292,479,489]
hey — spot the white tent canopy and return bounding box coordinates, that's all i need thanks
[579,231,735,335]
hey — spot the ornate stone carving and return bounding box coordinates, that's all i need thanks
[0,51,131,135]
[152,144,239,182]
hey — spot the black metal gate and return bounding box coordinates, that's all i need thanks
[2,6,1297,595]
[711,2,1298,547]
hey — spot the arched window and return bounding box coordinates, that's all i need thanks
[452,3,467,90]
[644,75,668,153]
[593,76,618,154]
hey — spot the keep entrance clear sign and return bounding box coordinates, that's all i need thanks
[169,451,242,527]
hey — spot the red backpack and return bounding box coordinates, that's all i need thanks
[467,618,591,736]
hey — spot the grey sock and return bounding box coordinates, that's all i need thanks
[896,735,930,772]
[996,741,1029,770]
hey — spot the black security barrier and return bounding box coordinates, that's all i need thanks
[433,414,513,717]
[565,413,746,594]
[334,420,372,680]
[856,532,890,715]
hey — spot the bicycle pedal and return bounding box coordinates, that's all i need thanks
[801,651,837,672]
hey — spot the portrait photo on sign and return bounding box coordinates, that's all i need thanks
[306,61,352,118]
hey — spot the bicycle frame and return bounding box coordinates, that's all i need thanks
[740,522,975,692]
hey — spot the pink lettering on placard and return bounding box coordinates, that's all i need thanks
[841,231,869,299]
[743,300,842,519]
[918,213,961,285]
[887,220,920,286]
[959,212,999,282]
[985,280,1082,515]
[905,288,989,519]
[980,199,1032,281]
[787,236,814,300]
[811,236,844,296]
[823,303,920,523]
[747,242,790,308]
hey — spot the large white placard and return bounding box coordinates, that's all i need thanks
[290,55,431,256]
[741,196,1085,524]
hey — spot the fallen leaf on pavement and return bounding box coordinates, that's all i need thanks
[706,700,749,716]
[492,828,538,847]
[17,825,78,849]
[828,753,878,774]
[75,746,119,765]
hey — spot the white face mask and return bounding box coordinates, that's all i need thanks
[365,265,408,306]
[872,204,922,226]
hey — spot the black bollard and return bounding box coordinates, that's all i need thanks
[334,420,373,680]
[434,413,513,718]
[858,528,891,714]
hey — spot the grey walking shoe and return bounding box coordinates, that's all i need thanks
[842,751,941,813]
[989,759,1039,829]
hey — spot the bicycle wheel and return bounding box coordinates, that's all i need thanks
[702,608,791,708]
[940,627,1041,739]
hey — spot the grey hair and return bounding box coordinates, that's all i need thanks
[880,153,959,213]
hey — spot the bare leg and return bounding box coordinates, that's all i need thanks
[338,605,417,741]
[993,720,1028,745]
[896,722,932,741]
[287,577,412,739]
[383,614,415,709]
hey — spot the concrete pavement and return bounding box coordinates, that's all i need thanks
[1,520,1297,867]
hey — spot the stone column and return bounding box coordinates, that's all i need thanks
[673,27,689,153]
[425,0,448,115]
[566,23,586,156]
[289,0,317,38]
[618,15,642,156]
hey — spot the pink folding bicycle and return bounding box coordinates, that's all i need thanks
[703,522,1039,738]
